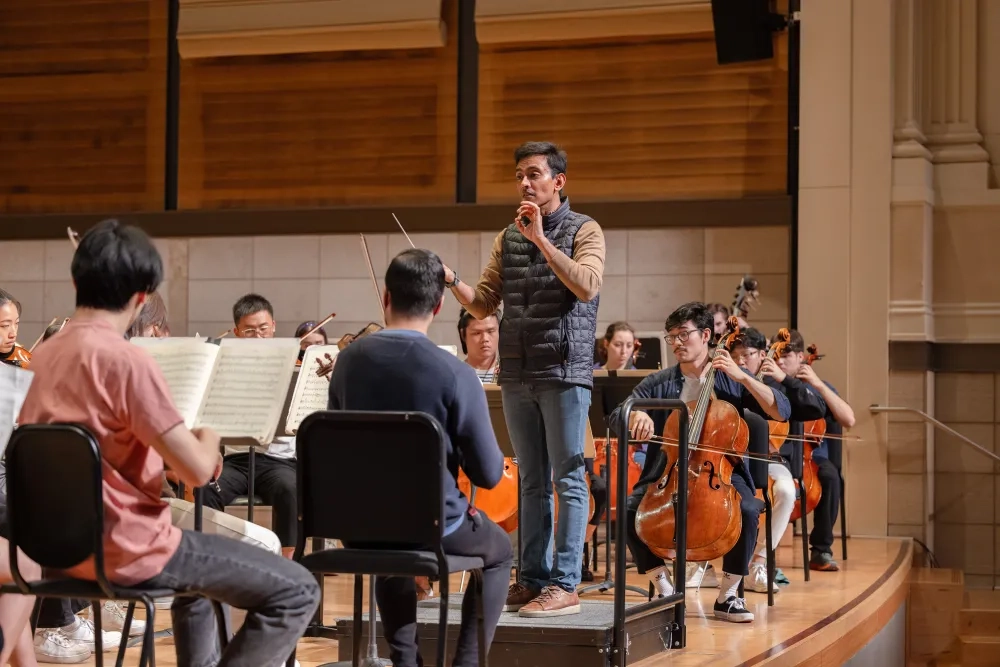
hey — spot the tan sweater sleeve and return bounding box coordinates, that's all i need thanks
[466,230,505,319]
[545,221,605,302]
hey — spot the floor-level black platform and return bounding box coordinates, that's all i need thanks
[334,593,677,667]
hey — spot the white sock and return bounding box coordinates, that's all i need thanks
[717,572,742,603]
[648,565,674,597]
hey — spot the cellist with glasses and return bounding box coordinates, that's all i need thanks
[609,302,790,623]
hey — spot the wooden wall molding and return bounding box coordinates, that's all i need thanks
[889,341,1000,372]
[177,0,446,58]
[0,196,790,241]
[475,0,713,44]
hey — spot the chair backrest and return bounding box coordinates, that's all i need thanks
[295,410,447,551]
[5,423,106,578]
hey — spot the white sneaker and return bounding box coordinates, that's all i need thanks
[90,600,147,637]
[746,562,780,594]
[686,562,719,589]
[33,629,91,664]
[59,616,123,652]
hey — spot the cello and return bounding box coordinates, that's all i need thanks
[635,318,748,562]
[789,344,825,522]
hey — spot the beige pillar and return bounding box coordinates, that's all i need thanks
[799,0,892,538]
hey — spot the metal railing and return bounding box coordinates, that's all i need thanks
[870,405,1000,464]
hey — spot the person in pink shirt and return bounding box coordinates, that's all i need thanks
[15,219,319,667]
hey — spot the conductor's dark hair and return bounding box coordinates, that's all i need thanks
[385,249,445,318]
[232,293,274,325]
[71,219,163,312]
[665,302,714,337]
[514,141,568,179]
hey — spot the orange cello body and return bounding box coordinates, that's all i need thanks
[789,418,825,522]
[457,458,519,533]
[593,438,642,521]
[636,398,749,562]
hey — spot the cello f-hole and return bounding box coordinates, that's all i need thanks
[656,461,676,490]
[703,461,721,490]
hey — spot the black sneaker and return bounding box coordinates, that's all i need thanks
[810,551,839,572]
[713,596,754,623]
[581,568,595,582]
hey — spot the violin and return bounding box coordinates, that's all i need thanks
[790,343,825,523]
[4,342,32,368]
[635,316,749,563]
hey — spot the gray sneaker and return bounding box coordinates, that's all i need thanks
[810,550,839,572]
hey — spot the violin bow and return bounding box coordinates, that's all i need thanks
[67,227,80,249]
[299,313,336,341]
[391,213,417,249]
[360,233,386,325]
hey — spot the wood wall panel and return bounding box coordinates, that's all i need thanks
[0,0,167,213]
[177,0,457,209]
[478,33,788,203]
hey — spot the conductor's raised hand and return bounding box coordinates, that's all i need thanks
[629,410,655,442]
[515,201,544,246]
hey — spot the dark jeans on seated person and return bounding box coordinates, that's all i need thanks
[347,510,513,667]
[201,453,297,547]
[136,529,319,667]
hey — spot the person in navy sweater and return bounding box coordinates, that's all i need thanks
[609,302,790,623]
[328,248,513,667]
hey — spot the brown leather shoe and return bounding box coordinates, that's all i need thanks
[504,581,540,611]
[517,585,581,617]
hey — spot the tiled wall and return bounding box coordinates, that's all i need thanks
[1,226,791,354]
[887,370,1000,588]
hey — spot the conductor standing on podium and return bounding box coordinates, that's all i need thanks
[443,141,605,617]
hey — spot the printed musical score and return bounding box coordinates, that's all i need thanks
[131,338,219,427]
[285,344,339,434]
[0,363,34,456]
[195,338,299,444]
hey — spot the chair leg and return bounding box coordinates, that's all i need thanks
[798,482,810,583]
[437,574,449,667]
[140,598,157,667]
[115,602,136,667]
[474,570,487,667]
[353,575,364,667]
[93,600,105,667]
[764,494,774,608]
[839,475,848,561]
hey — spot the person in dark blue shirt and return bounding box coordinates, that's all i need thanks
[773,329,856,573]
[328,248,513,667]
[730,327,827,594]
[609,302,790,624]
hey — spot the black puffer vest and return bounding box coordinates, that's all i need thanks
[497,197,599,388]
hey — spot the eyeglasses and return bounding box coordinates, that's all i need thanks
[239,324,273,337]
[663,328,701,345]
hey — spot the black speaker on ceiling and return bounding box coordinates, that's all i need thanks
[709,0,777,65]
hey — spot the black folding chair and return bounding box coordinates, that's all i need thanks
[0,423,227,667]
[743,411,775,607]
[287,410,488,667]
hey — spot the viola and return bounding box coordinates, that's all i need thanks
[635,316,749,563]
[789,343,825,522]
[3,342,32,368]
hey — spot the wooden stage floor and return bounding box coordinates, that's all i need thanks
[90,537,911,667]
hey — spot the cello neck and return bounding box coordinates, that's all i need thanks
[754,345,778,382]
[687,352,719,446]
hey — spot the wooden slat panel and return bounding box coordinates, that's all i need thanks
[0,0,167,213]
[478,33,788,202]
[178,0,458,209]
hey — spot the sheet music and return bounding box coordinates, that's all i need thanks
[439,345,458,356]
[0,363,34,459]
[130,337,219,428]
[195,338,299,444]
[285,344,340,435]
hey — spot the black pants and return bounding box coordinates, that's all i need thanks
[809,457,841,555]
[588,472,607,526]
[351,511,513,667]
[201,453,297,547]
[626,468,760,577]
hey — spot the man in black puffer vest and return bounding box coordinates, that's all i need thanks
[443,141,605,617]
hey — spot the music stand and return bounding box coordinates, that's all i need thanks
[579,370,653,597]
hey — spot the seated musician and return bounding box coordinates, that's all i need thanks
[773,330,856,572]
[294,320,328,362]
[0,289,24,367]
[16,219,319,666]
[610,302,790,623]
[457,307,500,383]
[730,327,826,594]
[201,293,299,558]
[706,303,731,338]
[0,532,43,665]
[329,248,513,667]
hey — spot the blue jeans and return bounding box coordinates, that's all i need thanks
[501,383,591,592]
